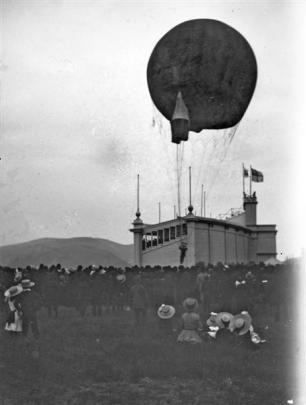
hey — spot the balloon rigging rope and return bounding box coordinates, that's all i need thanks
[205,124,240,199]
[176,142,186,245]
[152,104,177,207]
[176,144,181,218]
[193,132,215,209]
[152,104,239,222]
[190,132,225,212]
[188,123,239,215]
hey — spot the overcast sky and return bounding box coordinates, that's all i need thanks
[1,0,305,258]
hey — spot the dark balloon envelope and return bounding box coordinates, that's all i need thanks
[147,19,257,142]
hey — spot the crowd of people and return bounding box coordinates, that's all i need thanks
[0,260,298,351]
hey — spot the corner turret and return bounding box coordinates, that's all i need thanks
[243,192,257,226]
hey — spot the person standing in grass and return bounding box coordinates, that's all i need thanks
[19,281,42,340]
[177,298,203,344]
[129,275,149,326]
[157,304,176,337]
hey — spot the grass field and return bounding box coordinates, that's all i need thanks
[0,306,300,405]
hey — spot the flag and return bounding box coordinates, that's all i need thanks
[243,167,249,177]
[251,168,264,182]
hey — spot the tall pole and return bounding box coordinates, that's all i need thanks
[176,145,181,217]
[249,165,252,196]
[242,163,245,196]
[187,165,193,214]
[204,191,206,217]
[136,174,140,215]
[158,202,161,223]
[189,166,192,207]
[174,205,176,219]
[201,184,203,216]
[133,173,143,267]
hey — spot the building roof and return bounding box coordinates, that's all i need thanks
[142,215,254,234]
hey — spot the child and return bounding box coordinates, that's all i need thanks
[177,298,202,344]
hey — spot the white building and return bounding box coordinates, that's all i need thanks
[130,192,277,267]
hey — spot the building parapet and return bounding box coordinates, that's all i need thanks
[248,224,277,233]
[185,215,252,234]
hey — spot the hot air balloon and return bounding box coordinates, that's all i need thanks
[147,19,257,144]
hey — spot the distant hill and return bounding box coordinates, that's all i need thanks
[0,237,134,268]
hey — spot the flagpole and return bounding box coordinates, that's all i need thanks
[249,165,252,196]
[137,174,140,214]
[201,184,203,216]
[189,166,192,208]
[204,191,206,217]
[242,163,245,196]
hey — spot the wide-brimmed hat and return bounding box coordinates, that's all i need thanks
[229,312,252,335]
[215,312,234,328]
[235,280,246,288]
[207,328,219,339]
[20,279,35,289]
[183,298,199,312]
[4,285,23,298]
[116,274,126,283]
[157,304,176,319]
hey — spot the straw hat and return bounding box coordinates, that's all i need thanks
[207,330,218,339]
[116,274,126,283]
[157,304,176,319]
[4,285,23,299]
[215,312,234,328]
[182,297,199,312]
[229,312,252,335]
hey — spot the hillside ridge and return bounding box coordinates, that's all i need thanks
[0,237,134,268]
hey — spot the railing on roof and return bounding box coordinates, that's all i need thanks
[217,207,244,221]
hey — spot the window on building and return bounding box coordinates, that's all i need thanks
[152,231,157,247]
[146,233,152,248]
[170,226,176,240]
[183,223,187,235]
[158,229,163,244]
[164,228,170,242]
[176,225,181,237]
